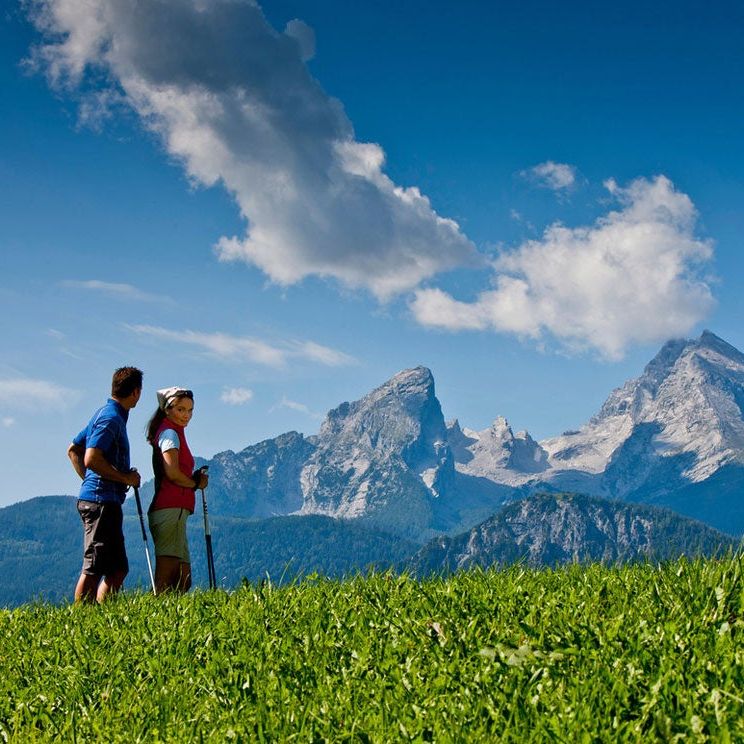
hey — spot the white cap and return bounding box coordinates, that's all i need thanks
[157,387,193,412]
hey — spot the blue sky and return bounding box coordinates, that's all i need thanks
[2,0,743,506]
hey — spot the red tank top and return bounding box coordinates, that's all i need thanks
[150,419,196,513]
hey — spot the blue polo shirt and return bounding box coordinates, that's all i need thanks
[73,399,131,504]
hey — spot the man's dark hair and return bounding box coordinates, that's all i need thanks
[111,366,143,399]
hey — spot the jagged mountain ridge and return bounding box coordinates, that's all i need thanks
[539,331,744,530]
[410,492,738,575]
[449,330,744,533]
[187,366,512,541]
[541,330,744,481]
[152,330,744,539]
[298,367,454,539]
[448,417,549,487]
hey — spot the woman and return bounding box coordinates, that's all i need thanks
[146,386,208,594]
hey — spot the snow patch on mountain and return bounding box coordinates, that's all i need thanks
[541,414,634,474]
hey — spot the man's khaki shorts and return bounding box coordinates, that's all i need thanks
[148,507,191,563]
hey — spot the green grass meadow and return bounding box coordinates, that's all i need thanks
[0,556,742,742]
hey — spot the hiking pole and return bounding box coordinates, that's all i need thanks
[133,486,157,595]
[197,467,216,589]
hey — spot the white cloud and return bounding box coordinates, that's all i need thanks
[0,378,80,411]
[29,0,479,299]
[125,324,356,368]
[220,387,254,405]
[412,176,715,360]
[60,279,170,303]
[274,396,322,419]
[126,325,287,366]
[522,161,577,191]
[2,418,15,428]
[278,397,310,414]
[291,341,359,367]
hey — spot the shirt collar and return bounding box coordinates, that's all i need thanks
[108,398,129,422]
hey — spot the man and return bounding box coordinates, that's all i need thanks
[67,366,143,603]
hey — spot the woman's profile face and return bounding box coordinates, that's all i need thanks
[166,396,194,428]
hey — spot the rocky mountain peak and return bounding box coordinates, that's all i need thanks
[543,329,744,497]
[446,419,476,463]
[299,366,452,538]
[489,416,511,436]
[640,337,690,389]
[697,330,744,362]
[320,366,435,437]
[362,366,435,410]
[592,336,692,424]
[384,365,435,393]
[452,416,549,482]
[641,330,744,387]
[592,330,744,425]
[317,366,440,451]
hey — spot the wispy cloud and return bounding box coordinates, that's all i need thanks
[220,387,254,405]
[0,378,80,411]
[291,341,358,367]
[412,176,715,360]
[2,418,15,428]
[125,324,357,368]
[30,1,479,299]
[521,161,577,191]
[273,396,323,419]
[277,397,310,414]
[126,325,287,366]
[60,279,171,304]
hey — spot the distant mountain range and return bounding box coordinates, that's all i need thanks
[2,329,743,606]
[143,329,744,540]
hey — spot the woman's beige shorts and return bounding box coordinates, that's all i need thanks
[148,507,191,563]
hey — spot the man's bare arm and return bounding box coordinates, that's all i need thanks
[67,443,86,480]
